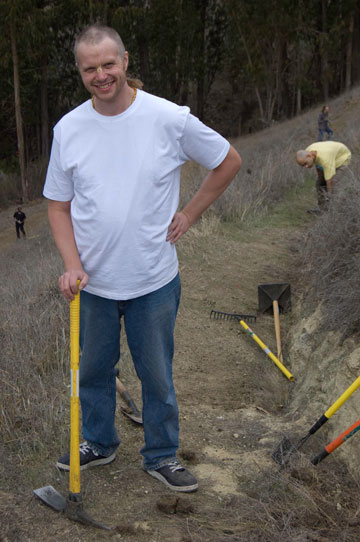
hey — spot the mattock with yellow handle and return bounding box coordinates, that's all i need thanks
[33,282,112,530]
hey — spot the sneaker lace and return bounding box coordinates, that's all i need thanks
[79,442,99,456]
[167,460,184,473]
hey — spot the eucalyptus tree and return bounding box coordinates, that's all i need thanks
[226,0,299,126]
[112,0,227,118]
[0,0,33,202]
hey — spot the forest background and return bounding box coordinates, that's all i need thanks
[0,0,360,205]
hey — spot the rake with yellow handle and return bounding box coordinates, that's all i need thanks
[33,283,111,530]
[272,374,360,466]
[239,320,295,382]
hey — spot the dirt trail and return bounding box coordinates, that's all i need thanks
[1,187,358,541]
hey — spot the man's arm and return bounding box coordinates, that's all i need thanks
[326,178,333,193]
[323,161,336,194]
[48,199,88,301]
[167,145,242,244]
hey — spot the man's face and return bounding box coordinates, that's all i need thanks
[76,37,129,105]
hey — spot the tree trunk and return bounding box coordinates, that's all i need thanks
[196,0,207,120]
[345,12,354,90]
[230,3,264,122]
[10,19,27,203]
[321,0,329,101]
[103,0,108,24]
[235,19,265,122]
[41,65,49,158]
[89,0,94,23]
[296,87,301,115]
[138,40,150,87]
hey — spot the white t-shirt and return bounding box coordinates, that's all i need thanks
[44,90,230,299]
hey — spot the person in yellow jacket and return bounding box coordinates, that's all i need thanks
[296,141,351,210]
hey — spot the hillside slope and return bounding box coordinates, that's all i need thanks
[1,182,359,541]
[1,88,360,540]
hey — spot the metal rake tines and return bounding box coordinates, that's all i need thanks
[210,310,256,323]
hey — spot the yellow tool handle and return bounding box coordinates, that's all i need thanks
[240,320,295,382]
[325,375,360,419]
[273,300,283,363]
[69,284,81,494]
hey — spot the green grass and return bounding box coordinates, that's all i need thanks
[249,176,316,230]
[219,176,316,242]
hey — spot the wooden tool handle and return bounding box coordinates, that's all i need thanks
[116,377,142,417]
[273,300,283,364]
[115,377,127,395]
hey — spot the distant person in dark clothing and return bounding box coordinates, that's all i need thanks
[14,207,26,239]
[318,105,333,141]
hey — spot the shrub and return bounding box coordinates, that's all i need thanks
[299,172,360,339]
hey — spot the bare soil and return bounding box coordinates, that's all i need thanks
[1,192,359,542]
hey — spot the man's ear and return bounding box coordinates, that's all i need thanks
[123,51,129,72]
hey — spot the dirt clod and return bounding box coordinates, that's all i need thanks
[156,496,194,515]
[179,450,197,462]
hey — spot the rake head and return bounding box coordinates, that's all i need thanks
[272,433,311,466]
[272,437,297,466]
[210,309,256,323]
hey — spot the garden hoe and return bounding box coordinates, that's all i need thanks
[33,285,111,531]
[258,282,291,364]
[272,373,360,466]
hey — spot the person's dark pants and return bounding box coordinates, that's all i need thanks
[15,222,26,238]
[315,167,328,209]
[318,127,333,141]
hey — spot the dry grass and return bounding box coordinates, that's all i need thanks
[0,228,68,483]
[298,172,360,339]
[180,455,359,541]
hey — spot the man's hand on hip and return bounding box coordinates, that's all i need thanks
[166,211,191,244]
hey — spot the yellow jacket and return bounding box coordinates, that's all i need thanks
[306,141,351,180]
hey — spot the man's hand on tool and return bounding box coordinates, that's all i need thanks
[59,270,88,302]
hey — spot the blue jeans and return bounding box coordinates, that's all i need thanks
[318,127,333,141]
[79,273,181,470]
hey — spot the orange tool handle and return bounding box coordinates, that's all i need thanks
[312,419,360,465]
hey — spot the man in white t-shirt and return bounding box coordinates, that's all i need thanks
[44,24,242,493]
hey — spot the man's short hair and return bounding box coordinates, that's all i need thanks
[296,150,308,164]
[74,24,126,61]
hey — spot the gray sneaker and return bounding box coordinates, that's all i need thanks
[146,459,198,492]
[56,442,116,471]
